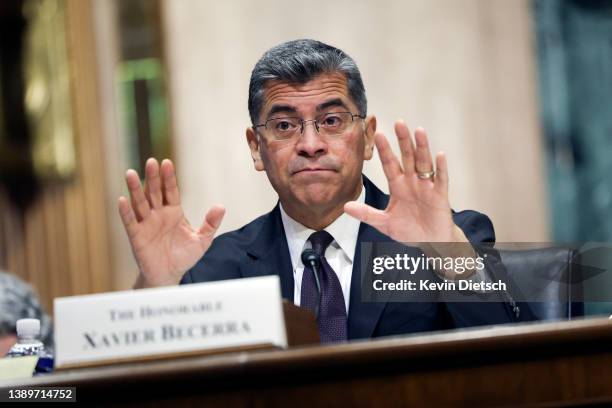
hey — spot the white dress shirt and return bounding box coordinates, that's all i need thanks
[279,186,365,313]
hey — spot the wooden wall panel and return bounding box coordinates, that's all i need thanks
[65,0,112,296]
[0,0,113,313]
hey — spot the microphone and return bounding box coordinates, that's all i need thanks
[301,242,321,320]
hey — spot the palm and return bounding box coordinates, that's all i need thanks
[118,159,225,288]
[381,173,454,243]
[129,206,207,286]
[345,123,460,244]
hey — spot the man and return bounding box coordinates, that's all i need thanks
[118,39,519,342]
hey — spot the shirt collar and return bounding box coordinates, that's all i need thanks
[280,184,365,271]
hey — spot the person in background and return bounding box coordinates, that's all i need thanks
[0,270,53,356]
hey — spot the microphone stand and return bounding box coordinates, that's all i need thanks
[301,248,321,320]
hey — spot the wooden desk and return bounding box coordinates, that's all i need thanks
[3,318,612,406]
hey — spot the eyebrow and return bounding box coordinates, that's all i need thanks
[264,98,350,120]
[317,98,349,112]
[266,104,297,119]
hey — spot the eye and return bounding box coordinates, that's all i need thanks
[273,119,298,132]
[321,114,343,128]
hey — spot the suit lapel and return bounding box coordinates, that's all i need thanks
[347,176,392,339]
[244,205,295,301]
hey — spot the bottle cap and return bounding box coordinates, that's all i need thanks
[16,318,40,338]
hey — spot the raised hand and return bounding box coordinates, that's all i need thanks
[118,158,225,288]
[344,121,468,246]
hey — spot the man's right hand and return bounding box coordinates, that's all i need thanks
[118,158,225,289]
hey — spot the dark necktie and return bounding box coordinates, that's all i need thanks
[300,230,348,343]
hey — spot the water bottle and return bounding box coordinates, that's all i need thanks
[6,318,54,374]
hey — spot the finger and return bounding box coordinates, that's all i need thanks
[414,127,434,175]
[118,196,139,239]
[344,201,389,229]
[198,204,226,240]
[374,132,403,182]
[125,169,150,221]
[395,120,416,177]
[435,151,449,195]
[161,159,180,205]
[144,158,162,209]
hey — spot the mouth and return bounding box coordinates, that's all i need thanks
[292,168,336,175]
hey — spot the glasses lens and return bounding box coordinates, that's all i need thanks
[318,112,353,135]
[266,117,301,140]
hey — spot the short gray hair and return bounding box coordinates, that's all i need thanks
[248,39,367,125]
[0,271,54,352]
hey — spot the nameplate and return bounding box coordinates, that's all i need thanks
[53,276,287,368]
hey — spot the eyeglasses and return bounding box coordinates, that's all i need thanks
[253,111,365,142]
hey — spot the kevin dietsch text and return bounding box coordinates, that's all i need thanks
[373,278,507,292]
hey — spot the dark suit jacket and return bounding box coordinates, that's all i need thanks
[181,176,519,339]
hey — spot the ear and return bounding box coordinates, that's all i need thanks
[363,115,377,160]
[246,127,265,171]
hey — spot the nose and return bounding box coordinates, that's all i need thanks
[295,120,327,158]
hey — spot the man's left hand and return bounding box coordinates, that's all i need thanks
[344,120,469,247]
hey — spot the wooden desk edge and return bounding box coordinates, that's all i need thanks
[2,317,611,390]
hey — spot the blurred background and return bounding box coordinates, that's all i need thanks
[0,0,611,314]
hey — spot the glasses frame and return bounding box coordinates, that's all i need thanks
[253,111,366,142]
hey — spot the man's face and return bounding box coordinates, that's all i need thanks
[246,72,376,219]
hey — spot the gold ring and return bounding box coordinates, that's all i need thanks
[417,170,435,180]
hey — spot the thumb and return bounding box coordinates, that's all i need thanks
[198,204,226,241]
[344,201,388,228]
